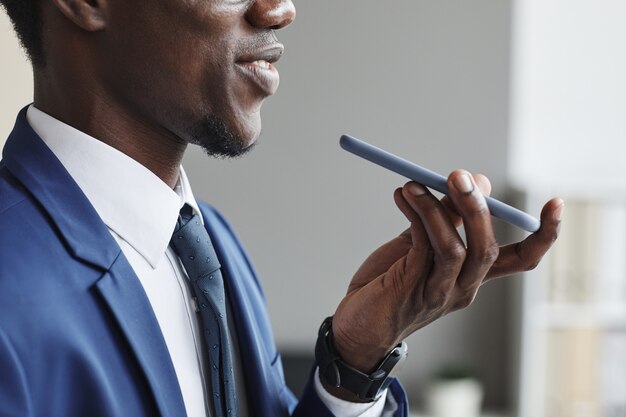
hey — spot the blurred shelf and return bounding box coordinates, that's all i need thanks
[510,179,626,202]
[410,413,508,417]
[530,304,626,329]
[516,194,626,416]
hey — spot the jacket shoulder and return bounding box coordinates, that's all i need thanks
[0,165,77,281]
[0,165,28,215]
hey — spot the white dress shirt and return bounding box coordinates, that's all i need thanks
[26,105,392,417]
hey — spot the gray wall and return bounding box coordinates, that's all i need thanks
[183,0,514,409]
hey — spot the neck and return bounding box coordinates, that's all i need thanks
[33,74,188,189]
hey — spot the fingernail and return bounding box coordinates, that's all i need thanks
[454,173,474,193]
[554,200,564,221]
[407,182,427,196]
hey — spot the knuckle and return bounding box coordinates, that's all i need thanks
[525,259,541,272]
[439,242,466,265]
[479,244,499,265]
[468,202,490,218]
[454,293,476,309]
[516,242,544,272]
[419,198,439,216]
[399,229,412,243]
[466,204,491,224]
[547,230,559,244]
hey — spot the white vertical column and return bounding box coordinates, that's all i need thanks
[510,2,626,416]
[509,0,626,195]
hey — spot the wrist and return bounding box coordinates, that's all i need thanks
[315,316,408,403]
[331,327,391,374]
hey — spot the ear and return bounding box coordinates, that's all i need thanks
[51,0,108,31]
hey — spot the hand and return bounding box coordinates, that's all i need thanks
[330,170,563,377]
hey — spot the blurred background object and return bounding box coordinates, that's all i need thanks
[2,1,626,416]
[515,198,626,417]
[510,0,626,416]
[425,366,484,417]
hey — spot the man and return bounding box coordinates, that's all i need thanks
[0,0,563,416]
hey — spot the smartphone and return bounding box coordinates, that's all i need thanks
[340,134,540,233]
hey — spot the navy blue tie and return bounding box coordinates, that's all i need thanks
[170,205,238,417]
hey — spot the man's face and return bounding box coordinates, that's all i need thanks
[98,0,295,157]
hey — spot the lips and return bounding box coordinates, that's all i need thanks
[236,44,284,96]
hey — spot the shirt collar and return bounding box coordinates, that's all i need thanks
[26,104,202,268]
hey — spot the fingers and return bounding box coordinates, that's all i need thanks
[474,173,492,195]
[441,173,492,228]
[400,182,465,305]
[445,171,499,296]
[346,189,430,293]
[399,171,498,311]
[383,188,433,290]
[486,197,564,280]
[393,187,430,254]
[394,187,421,224]
[392,176,560,314]
[335,182,562,368]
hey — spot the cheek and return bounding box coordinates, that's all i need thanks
[100,2,263,141]
[196,51,265,140]
[100,10,225,112]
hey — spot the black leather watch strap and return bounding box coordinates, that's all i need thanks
[315,316,408,401]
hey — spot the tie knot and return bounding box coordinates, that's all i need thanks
[170,206,222,278]
[176,204,195,231]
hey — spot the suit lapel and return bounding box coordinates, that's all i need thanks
[96,257,186,417]
[2,107,186,417]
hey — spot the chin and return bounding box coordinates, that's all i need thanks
[238,111,263,143]
[189,112,261,159]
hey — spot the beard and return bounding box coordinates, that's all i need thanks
[190,113,256,159]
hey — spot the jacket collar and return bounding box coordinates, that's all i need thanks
[25,105,201,269]
[2,106,120,270]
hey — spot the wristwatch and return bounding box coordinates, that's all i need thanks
[315,316,408,402]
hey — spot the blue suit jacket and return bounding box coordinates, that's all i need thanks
[0,108,408,417]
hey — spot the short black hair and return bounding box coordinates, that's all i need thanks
[1,0,44,67]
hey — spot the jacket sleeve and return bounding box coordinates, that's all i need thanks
[291,366,409,417]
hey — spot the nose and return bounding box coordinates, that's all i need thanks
[246,0,296,30]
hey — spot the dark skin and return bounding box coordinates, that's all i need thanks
[35,0,563,404]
